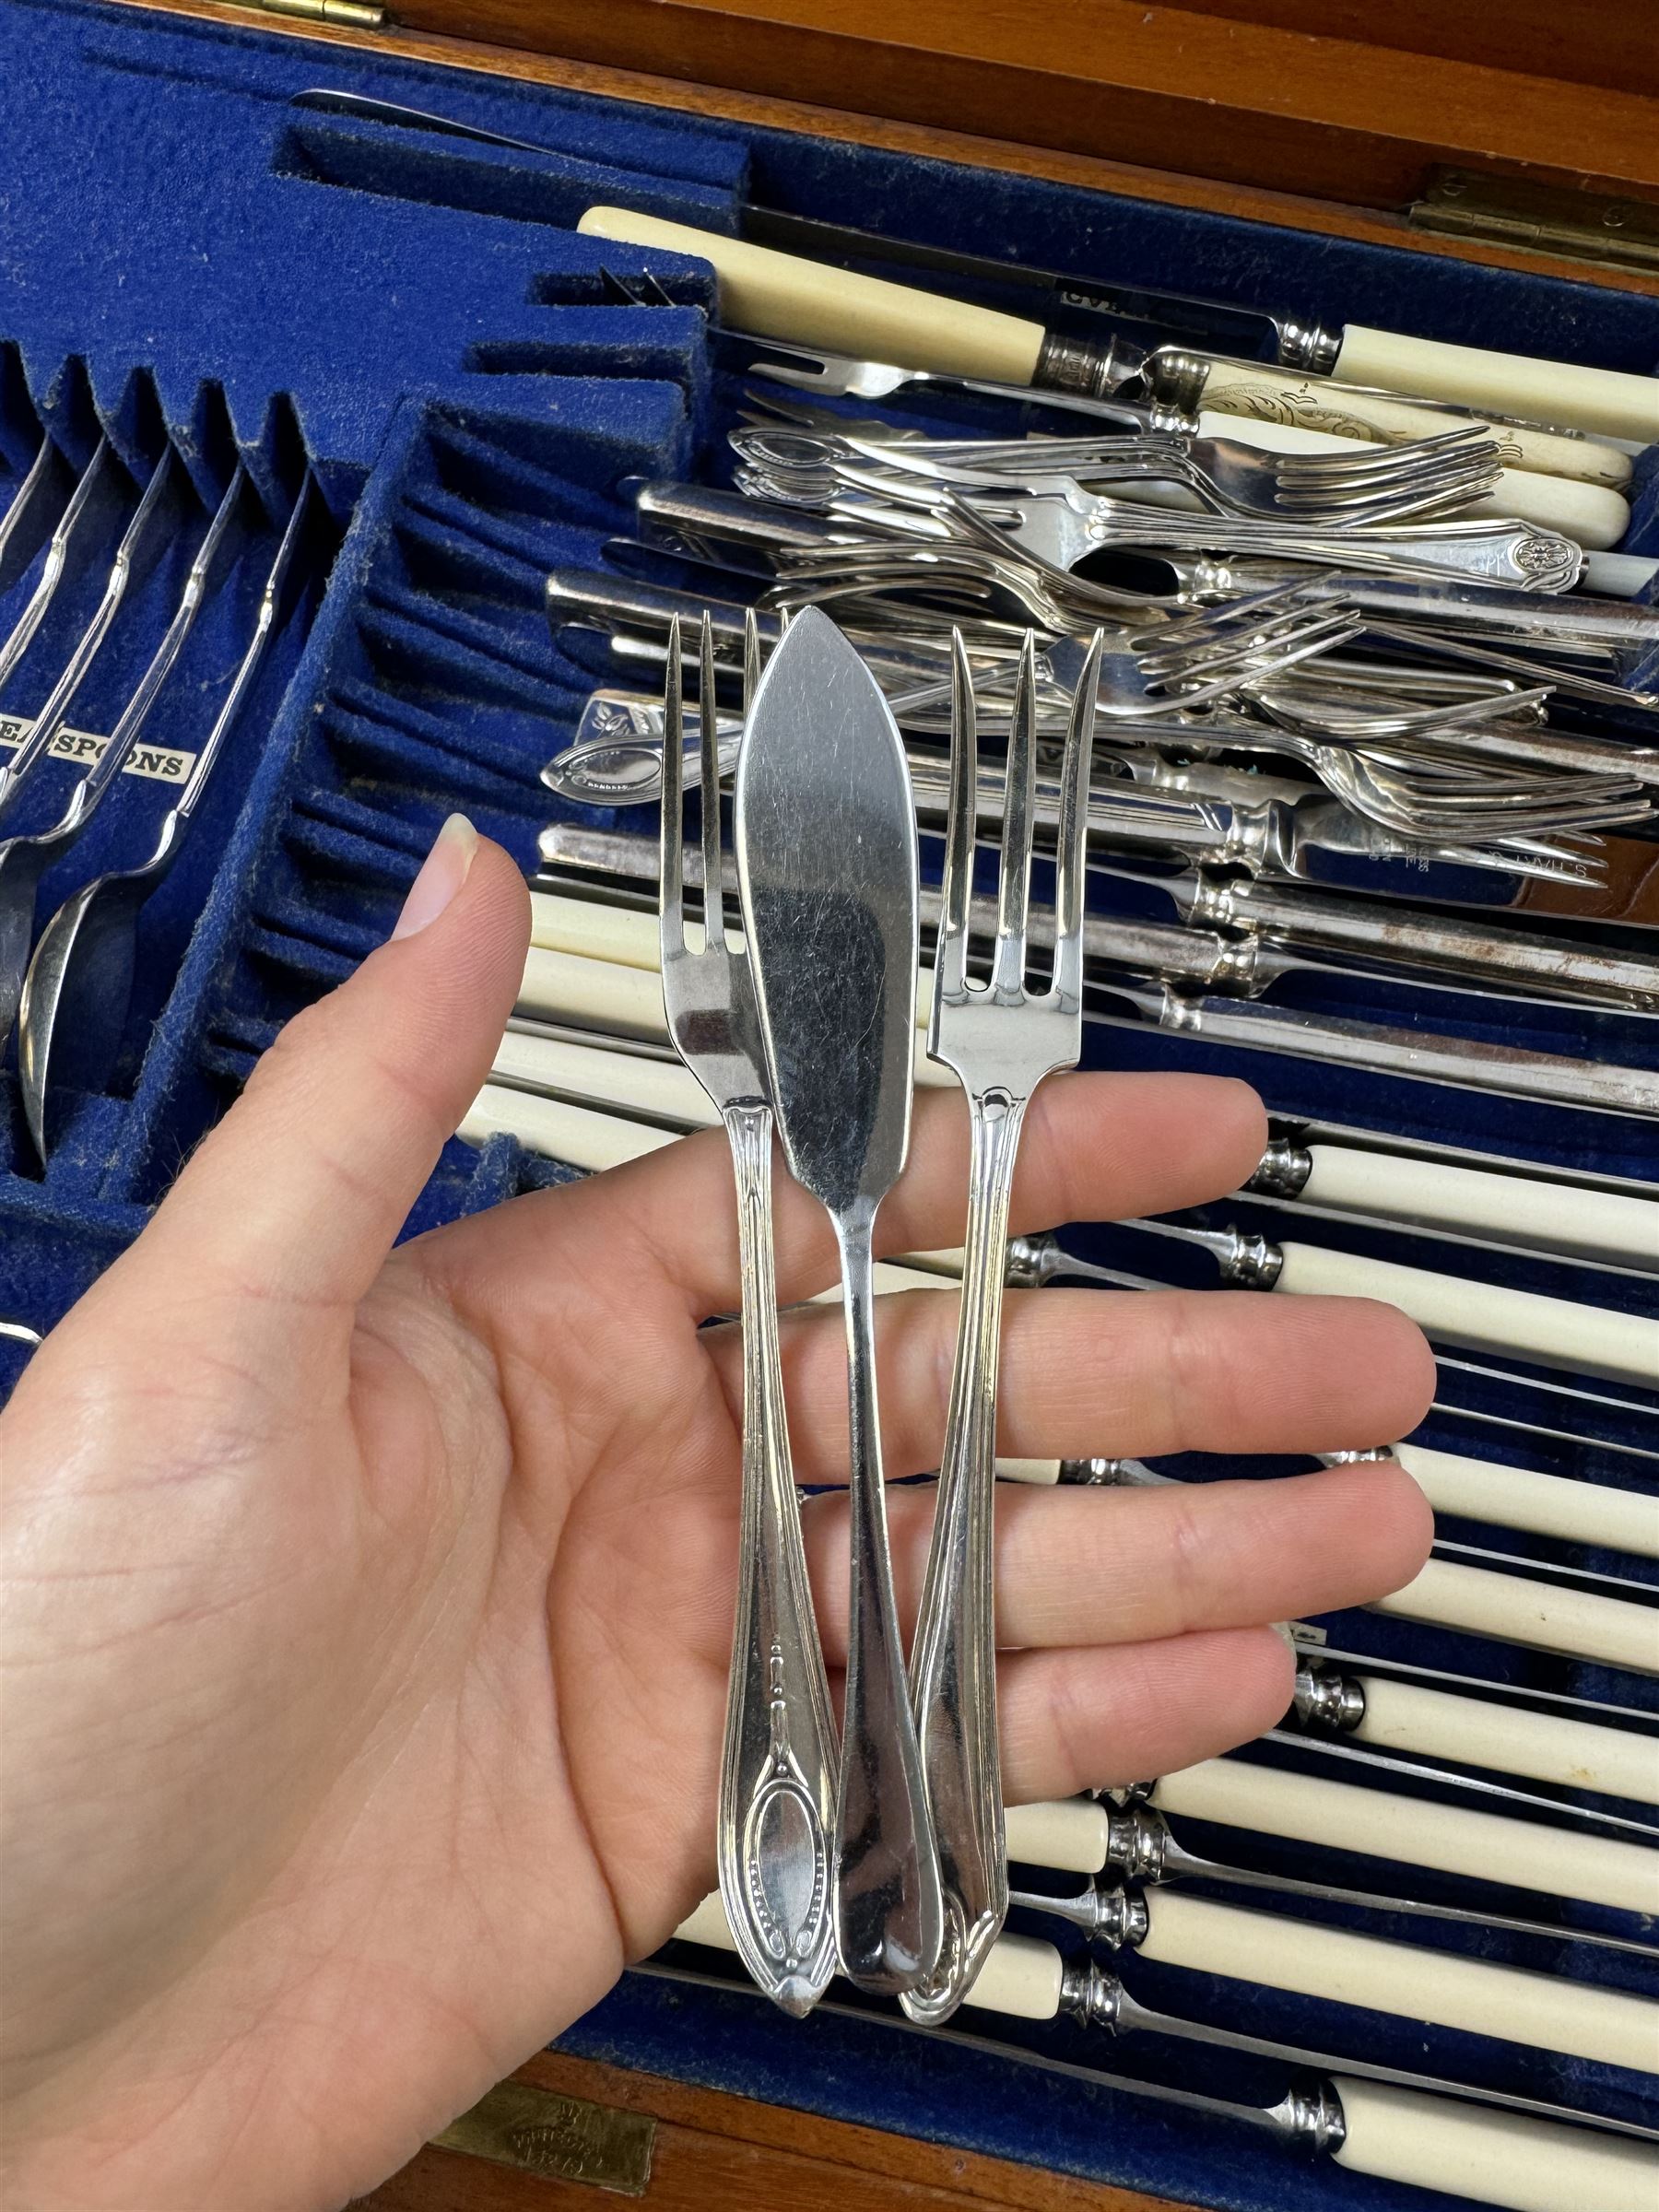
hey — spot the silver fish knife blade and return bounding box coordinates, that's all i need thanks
[735,602,943,1995]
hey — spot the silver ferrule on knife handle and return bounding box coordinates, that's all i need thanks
[1118,983,1659,1118]
[1275,320,1345,376]
[1183,872,1659,1015]
[1106,1803,1174,1883]
[1294,1663,1369,1733]
[1142,328,1342,406]
[1057,1899,1152,1987]
[1250,1137,1315,1198]
[1278,2082,1350,2156]
[1031,329,1179,414]
[1206,1226,1286,1289]
[1057,1456,1169,1487]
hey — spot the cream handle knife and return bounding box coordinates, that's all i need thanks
[580,206,1659,442]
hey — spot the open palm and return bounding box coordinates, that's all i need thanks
[0,828,1433,2212]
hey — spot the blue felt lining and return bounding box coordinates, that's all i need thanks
[1,6,1655,2207]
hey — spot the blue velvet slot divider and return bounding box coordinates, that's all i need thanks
[2,4,1655,2206]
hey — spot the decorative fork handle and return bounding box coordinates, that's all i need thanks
[717,1097,839,2017]
[832,1206,945,1994]
[1062,501,1583,592]
[901,1085,1024,2021]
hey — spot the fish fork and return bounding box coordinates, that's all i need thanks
[731,415,1498,529]
[1070,635,1646,844]
[902,627,1100,2024]
[954,488,1583,592]
[659,610,839,2017]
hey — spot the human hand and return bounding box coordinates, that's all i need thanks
[0,817,1433,2210]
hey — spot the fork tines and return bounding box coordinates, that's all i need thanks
[939,625,1101,1011]
[660,608,733,945]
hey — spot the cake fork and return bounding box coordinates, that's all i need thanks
[902,625,1100,2023]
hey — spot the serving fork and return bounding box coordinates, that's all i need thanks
[902,626,1101,2023]
[658,611,839,2016]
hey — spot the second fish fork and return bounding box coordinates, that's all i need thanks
[902,625,1101,2022]
[660,611,839,2016]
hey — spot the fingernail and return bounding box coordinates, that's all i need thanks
[392,814,478,940]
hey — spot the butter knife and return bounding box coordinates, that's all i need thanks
[735,604,944,1994]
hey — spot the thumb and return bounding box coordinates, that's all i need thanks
[132,815,528,1329]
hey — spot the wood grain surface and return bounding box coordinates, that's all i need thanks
[354,2049,1204,2212]
[112,0,1659,302]
[335,0,1659,212]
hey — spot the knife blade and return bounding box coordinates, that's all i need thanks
[580,207,1659,442]
[735,603,944,1995]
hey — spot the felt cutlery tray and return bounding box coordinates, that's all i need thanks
[1,5,1655,2206]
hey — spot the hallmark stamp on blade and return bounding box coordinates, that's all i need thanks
[0,714,194,785]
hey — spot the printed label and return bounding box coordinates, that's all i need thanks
[0,713,194,785]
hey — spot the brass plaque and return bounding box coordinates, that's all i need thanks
[434,2080,655,2195]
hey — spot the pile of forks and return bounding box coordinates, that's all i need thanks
[538,326,1659,874]
[653,602,1100,2018]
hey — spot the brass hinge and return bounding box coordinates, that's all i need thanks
[1409,167,1659,276]
[240,0,390,28]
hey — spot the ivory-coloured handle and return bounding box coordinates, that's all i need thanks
[1333,2077,1659,2212]
[1372,1558,1659,1677]
[1003,1796,1112,1873]
[493,1030,715,1131]
[461,1086,675,1171]
[578,207,1045,385]
[1137,1889,1659,2071]
[1393,1441,1659,1560]
[1192,359,1633,487]
[530,889,936,1024]
[1150,1756,1659,1914]
[517,946,951,1088]
[1270,1241,1659,1389]
[1193,413,1627,546]
[994,1457,1063,1485]
[1332,325,1659,444]
[1353,1676,1659,1809]
[959,1930,1065,2020]
[673,1892,1063,2017]
[519,944,673,1041]
[675,1893,740,1951]
[1446,468,1629,549]
[899,1247,968,1276]
[461,1094,963,1313]
[1296,1146,1659,1270]
[870,1264,959,1298]
[1584,551,1659,597]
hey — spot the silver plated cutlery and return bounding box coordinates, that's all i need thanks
[0,460,247,1048]
[18,476,311,1159]
[903,628,1100,2022]
[735,603,944,1994]
[658,611,839,2016]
